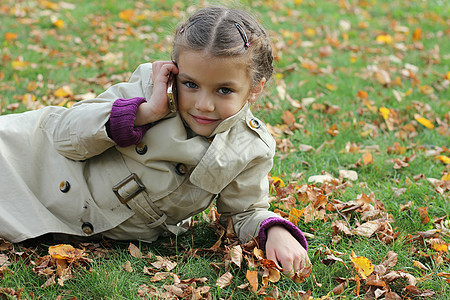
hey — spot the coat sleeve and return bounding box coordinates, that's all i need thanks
[216,148,280,243]
[50,63,153,160]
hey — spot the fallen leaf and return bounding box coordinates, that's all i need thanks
[48,244,86,263]
[216,272,233,288]
[230,245,243,268]
[414,114,434,129]
[350,256,374,279]
[353,221,380,237]
[417,207,430,224]
[363,152,373,165]
[128,243,143,258]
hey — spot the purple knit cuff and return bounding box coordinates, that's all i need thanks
[106,97,151,147]
[258,217,308,251]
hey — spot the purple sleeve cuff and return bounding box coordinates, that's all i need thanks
[258,217,308,251]
[106,97,151,147]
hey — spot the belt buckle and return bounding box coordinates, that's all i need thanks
[112,173,146,204]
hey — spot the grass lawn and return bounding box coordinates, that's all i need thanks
[0,0,449,299]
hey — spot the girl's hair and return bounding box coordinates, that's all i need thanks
[171,6,273,88]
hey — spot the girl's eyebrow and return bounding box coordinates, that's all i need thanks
[178,73,239,87]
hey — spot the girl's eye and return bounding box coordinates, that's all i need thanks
[184,81,198,89]
[218,87,233,95]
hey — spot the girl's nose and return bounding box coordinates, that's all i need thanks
[194,92,214,112]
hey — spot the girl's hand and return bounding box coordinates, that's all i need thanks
[134,61,179,126]
[265,225,312,278]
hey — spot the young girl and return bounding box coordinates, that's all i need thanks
[0,6,310,275]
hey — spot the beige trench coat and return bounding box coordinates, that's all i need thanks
[0,63,277,243]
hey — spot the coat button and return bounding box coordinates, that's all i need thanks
[59,181,70,193]
[135,142,148,155]
[249,118,261,129]
[82,222,94,235]
[175,163,188,175]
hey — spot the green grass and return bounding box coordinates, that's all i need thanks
[1,0,449,299]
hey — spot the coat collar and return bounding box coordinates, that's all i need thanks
[208,101,250,137]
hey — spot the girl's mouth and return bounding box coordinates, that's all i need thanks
[191,115,219,125]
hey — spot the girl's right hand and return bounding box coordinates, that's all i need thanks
[134,61,179,126]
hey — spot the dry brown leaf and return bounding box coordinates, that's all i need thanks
[123,261,133,273]
[230,245,243,268]
[128,243,143,258]
[352,221,380,237]
[216,271,233,288]
[246,270,258,293]
[151,256,177,271]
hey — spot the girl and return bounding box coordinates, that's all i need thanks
[0,6,310,275]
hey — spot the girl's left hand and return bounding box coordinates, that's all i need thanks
[264,225,312,277]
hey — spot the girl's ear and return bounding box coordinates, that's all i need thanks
[248,77,266,103]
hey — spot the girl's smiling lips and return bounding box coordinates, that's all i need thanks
[191,114,220,125]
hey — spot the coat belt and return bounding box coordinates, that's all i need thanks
[112,172,168,229]
[109,151,169,230]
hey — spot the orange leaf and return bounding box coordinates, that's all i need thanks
[246,270,258,293]
[327,124,339,136]
[412,28,422,41]
[119,9,135,22]
[356,90,368,100]
[48,244,86,262]
[363,152,373,165]
[4,32,18,41]
[259,259,282,271]
[417,207,429,224]
[282,110,296,126]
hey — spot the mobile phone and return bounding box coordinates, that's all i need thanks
[167,74,177,113]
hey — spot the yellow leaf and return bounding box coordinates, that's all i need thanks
[305,28,315,37]
[438,156,450,165]
[246,270,258,293]
[376,34,393,44]
[414,114,434,129]
[41,0,59,10]
[289,207,304,226]
[419,85,434,95]
[4,32,18,41]
[52,19,64,29]
[432,243,448,252]
[54,86,73,98]
[326,83,338,91]
[11,60,29,70]
[119,9,135,22]
[379,107,390,120]
[269,176,285,187]
[48,244,86,262]
[413,260,429,271]
[22,93,36,102]
[350,256,374,279]
[442,173,450,181]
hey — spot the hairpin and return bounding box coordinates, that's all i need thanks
[235,23,250,48]
[180,19,200,34]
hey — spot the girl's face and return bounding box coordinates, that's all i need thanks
[176,50,264,137]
